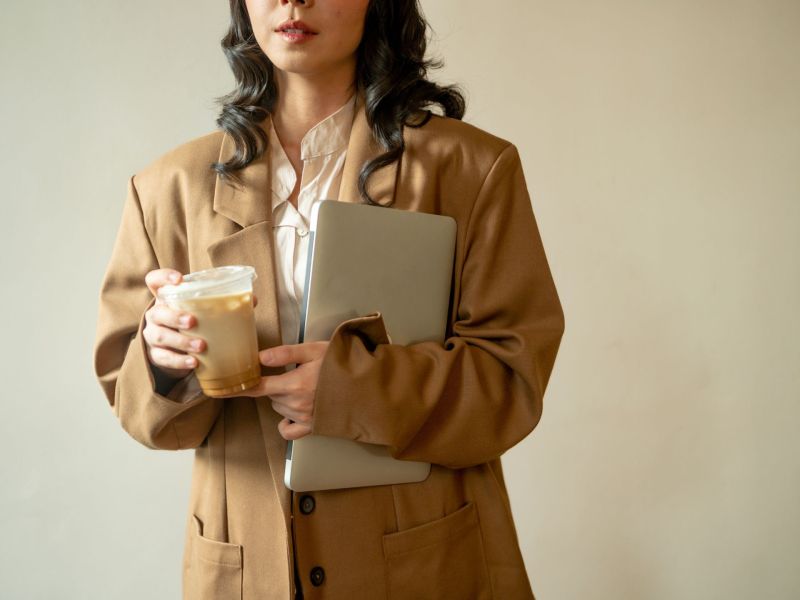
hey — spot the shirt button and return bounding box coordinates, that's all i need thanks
[299,494,315,515]
[297,228,308,237]
[310,566,325,587]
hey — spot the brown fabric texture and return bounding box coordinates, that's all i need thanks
[93,93,565,600]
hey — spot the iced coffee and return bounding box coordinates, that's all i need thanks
[157,266,261,397]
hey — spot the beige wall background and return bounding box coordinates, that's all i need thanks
[1,1,797,598]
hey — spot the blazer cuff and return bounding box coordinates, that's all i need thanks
[114,298,215,449]
[311,311,390,441]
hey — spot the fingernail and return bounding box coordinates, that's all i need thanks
[262,350,273,363]
[191,340,202,351]
[185,357,195,367]
[170,273,180,283]
[180,316,191,328]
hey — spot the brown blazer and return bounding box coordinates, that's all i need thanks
[93,93,565,600]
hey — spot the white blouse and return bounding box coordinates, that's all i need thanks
[269,94,357,356]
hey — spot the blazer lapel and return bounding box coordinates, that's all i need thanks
[207,124,294,521]
[338,91,399,206]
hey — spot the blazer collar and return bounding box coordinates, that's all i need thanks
[211,90,398,228]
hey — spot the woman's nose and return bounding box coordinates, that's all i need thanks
[281,0,313,6]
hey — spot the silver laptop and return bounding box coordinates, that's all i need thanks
[284,199,457,492]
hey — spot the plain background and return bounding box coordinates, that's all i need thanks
[1,1,798,598]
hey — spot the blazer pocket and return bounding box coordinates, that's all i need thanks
[185,514,243,600]
[382,501,493,600]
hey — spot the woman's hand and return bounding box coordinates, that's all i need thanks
[143,268,258,381]
[217,341,331,441]
[143,268,200,380]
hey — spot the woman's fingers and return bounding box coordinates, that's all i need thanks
[271,398,312,425]
[140,268,211,381]
[213,370,315,441]
[148,345,198,371]
[278,417,311,441]
[148,302,197,332]
[143,320,205,355]
[145,268,182,297]
[142,268,206,376]
[260,341,328,367]
[220,369,302,399]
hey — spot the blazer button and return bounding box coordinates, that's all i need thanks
[299,494,315,515]
[310,566,325,587]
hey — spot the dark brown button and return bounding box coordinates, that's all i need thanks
[299,494,315,515]
[310,566,325,587]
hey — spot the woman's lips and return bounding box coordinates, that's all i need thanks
[275,20,318,43]
[277,29,318,43]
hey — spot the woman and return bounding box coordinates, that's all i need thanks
[93,0,565,598]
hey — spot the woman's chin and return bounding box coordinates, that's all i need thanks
[269,56,346,79]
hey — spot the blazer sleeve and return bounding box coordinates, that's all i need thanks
[92,175,222,450]
[310,143,566,469]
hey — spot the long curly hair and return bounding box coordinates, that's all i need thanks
[212,0,465,206]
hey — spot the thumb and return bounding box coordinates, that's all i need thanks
[145,268,183,298]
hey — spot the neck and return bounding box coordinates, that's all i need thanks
[271,64,357,156]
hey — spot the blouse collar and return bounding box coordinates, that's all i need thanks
[268,93,357,205]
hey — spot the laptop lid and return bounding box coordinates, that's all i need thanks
[284,199,456,492]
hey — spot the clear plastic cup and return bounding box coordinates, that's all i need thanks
[157,265,260,397]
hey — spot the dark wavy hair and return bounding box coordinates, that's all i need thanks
[212,0,465,206]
